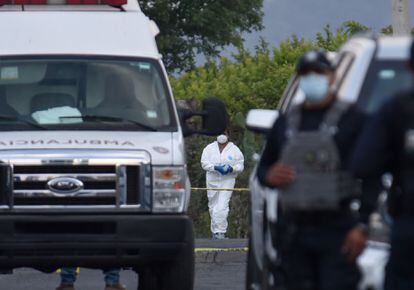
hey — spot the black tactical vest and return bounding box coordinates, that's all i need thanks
[279,101,359,212]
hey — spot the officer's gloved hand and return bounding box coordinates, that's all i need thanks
[214,165,226,175]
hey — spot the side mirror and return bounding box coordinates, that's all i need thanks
[246,109,279,134]
[179,97,228,137]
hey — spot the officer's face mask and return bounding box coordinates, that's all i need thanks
[217,135,228,144]
[299,73,330,102]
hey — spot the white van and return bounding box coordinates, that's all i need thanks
[246,35,412,290]
[0,2,226,290]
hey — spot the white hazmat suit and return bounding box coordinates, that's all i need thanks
[201,137,244,235]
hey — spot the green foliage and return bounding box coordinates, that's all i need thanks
[315,21,370,51]
[176,21,365,238]
[382,25,394,35]
[381,25,414,35]
[171,38,306,118]
[185,135,214,237]
[315,25,347,51]
[343,20,370,35]
[138,0,264,72]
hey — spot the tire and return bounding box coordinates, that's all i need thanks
[138,266,159,290]
[246,236,262,290]
[138,240,195,290]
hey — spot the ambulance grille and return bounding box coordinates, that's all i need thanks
[12,165,139,207]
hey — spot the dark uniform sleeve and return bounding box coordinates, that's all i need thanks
[257,116,286,187]
[351,101,397,178]
[351,101,400,224]
[340,107,383,225]
[358,179,383,224]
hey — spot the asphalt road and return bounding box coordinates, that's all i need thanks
[0,240,247,290]
[0,262,246,290]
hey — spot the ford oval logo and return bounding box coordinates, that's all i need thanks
[47,177,84,194]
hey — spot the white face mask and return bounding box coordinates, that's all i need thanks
[217,135,228,144]
[299,73,330,102]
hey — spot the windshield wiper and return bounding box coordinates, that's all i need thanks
[0,115,47,130]
[60,115,158,131]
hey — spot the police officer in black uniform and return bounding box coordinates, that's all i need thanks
[352,41,414,290]
[257,50,380,290]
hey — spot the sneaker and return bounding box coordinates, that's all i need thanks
[105,283,127,290]
[56,284,75,290]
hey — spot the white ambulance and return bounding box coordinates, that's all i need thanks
[0,1,227,290]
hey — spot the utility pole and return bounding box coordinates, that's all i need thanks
[392,0,411,36]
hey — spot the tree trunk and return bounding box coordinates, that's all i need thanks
[392,0,411,36]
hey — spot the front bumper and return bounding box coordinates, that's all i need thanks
[0,214,194,270]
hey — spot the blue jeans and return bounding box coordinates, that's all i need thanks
[61,267,121,285]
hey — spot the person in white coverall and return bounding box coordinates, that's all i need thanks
[201,134,244,239]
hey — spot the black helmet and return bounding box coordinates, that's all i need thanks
[296,50,334,75]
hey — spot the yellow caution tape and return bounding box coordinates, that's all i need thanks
[191,187,250,192]
[56,267,81,274]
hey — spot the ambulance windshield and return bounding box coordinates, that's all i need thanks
[0,57,176,131]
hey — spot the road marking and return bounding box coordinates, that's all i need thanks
[56,267,81,274]
[53,250,247,273]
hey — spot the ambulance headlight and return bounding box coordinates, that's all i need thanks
[152,166,190,213]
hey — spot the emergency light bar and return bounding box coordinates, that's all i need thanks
[0,0,127,5]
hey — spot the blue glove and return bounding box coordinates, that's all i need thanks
[222,165,234,175]
[214,165,226,175]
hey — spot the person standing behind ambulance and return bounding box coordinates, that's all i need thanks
[201,134,244,239]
